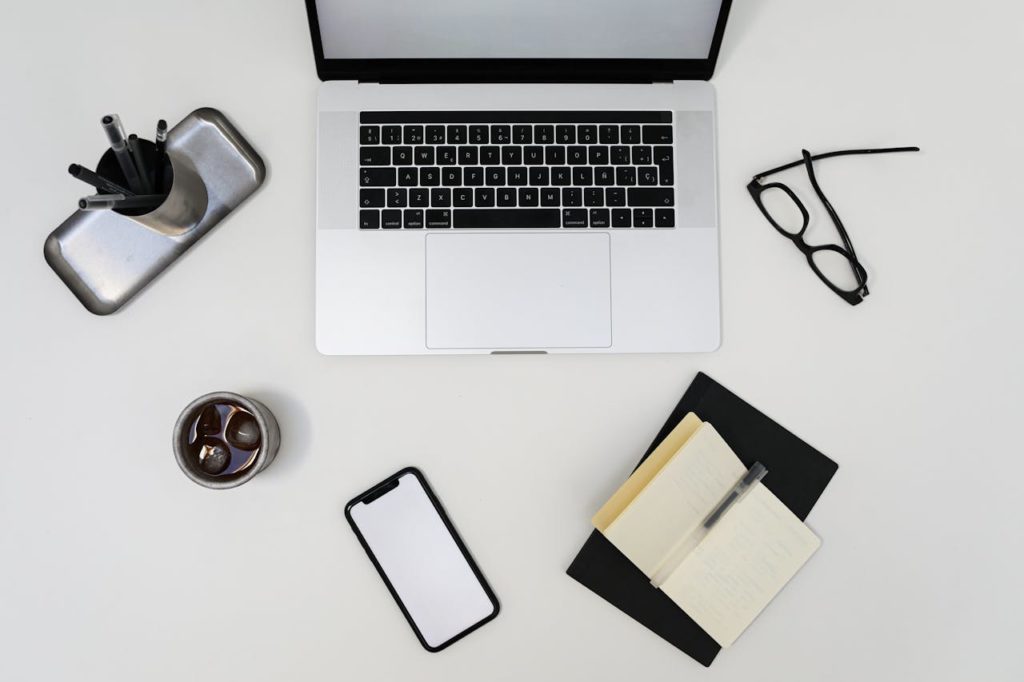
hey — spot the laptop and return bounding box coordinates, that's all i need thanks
[306,1,730,355]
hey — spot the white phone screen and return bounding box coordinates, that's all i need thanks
[348,470,497,650]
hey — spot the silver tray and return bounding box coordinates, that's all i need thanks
[44,108,265,315]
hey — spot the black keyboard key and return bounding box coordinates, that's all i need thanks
[360,126,380,145]
[654,146,673,166]
[584,187,603,206]
[606,187,626,206]
[612,208,632,227]
[621,125,641,144]
[415,146,435,165]
[655,209,675,228]
[524,146,544,165]
[438,146,457,165]
[387,188,407,208]
[393,146,413,165]
[447,125,467,144]
[398,168,418,186]
[628,187,674,207]
[578,125,598,144]
[382,125,402,144]
[475,187,495,207]
[361,168,396,187]
[502,146,522,165]
[551,167,571,186]
[562,188,582,206]
[567,146,587,165]
[453,188,473,207]
[642,125,672,144]
[632,145,652,165]
[381,209,402,229]
[469,125,488,144]
[545,146,566,165]
[634,208,654,227]
[426,209,452,228]
[485,167,506,186]
[496,188,517,207]
[454,209,560,229]
[590,208,610,227]
[611,145,631,165]
[594,167,614,186]
[360,188,385,208]
[420,167,440,186]
[513,125,532,144]
[518,187,538,206]
[458,146,478,165]
[563,209,588,228]
[556,125,576,144]
[359,209,379,229]
[535,125,555,144]
[588,146,609,165]
[491,125,511,144]
[464,167,484,186]
[508,167,528,186]
[540,188,559,206]
[404,209,424,229]
[599,125,619,144]
[442,167,462,186]
[426,125,445,144]
[481,146,500,165]
[431,188,451,207]
[573,167,593,186]
[638,167,659,186]
[404,125,424,144]
[529,167,549,185]
[615,167,636,186]
[409,188,429,207]
[360,146,390,166]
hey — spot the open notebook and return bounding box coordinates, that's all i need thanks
[593,413,820,648]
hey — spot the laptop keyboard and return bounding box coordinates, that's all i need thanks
[358,111,675,230]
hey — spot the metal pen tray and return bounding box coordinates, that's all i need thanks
[44,108,265,315]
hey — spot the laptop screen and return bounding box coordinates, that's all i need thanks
[314,0,725,60]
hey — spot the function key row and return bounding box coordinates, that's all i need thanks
[360,124,673,146]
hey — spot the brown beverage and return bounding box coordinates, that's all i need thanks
[187,401,262,477]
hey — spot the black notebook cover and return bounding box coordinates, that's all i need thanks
[566,372,839,667]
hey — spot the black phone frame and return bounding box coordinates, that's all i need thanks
[303,0,733,83]
[344,467,500,652]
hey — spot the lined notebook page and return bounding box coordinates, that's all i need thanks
[602,423,747,576]
[660,484,821,647]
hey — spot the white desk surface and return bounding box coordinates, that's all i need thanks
[1,1,1021,680]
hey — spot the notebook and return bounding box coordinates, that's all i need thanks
[567,372,839,667]
[595,417,821,648]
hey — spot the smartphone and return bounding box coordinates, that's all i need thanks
[345,467,500,652]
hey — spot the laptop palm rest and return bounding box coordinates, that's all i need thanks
[425,233,612,350]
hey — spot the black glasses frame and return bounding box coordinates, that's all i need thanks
[747,146,920,306]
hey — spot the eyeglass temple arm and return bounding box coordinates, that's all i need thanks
[754,146,921,180]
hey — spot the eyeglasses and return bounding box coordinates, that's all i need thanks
[747,146,920,305]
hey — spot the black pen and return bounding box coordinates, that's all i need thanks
[153,119,168,192]
[128,134,154,194]
[79,193,165,211]
[68,163,135,196]
[101,114,144,194]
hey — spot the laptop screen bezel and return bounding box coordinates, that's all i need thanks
[303,0,733,83]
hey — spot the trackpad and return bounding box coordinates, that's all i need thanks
[426,233,612,350]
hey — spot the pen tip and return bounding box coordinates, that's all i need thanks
[78,199,87,209]
[101,115,113,124]
[68,163,79,173]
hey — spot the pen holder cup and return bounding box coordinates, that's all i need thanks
[97,141,208,237]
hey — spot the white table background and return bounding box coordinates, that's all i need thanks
[1,1,1021,680]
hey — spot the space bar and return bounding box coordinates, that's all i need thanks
[453,209,561,229]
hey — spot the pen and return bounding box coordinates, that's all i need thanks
[78,193,165,211]
[101,114,144,194]
[153,119,168,192]
[127,134,154,194]
[702,462,768,529]
[68,163,135,196]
